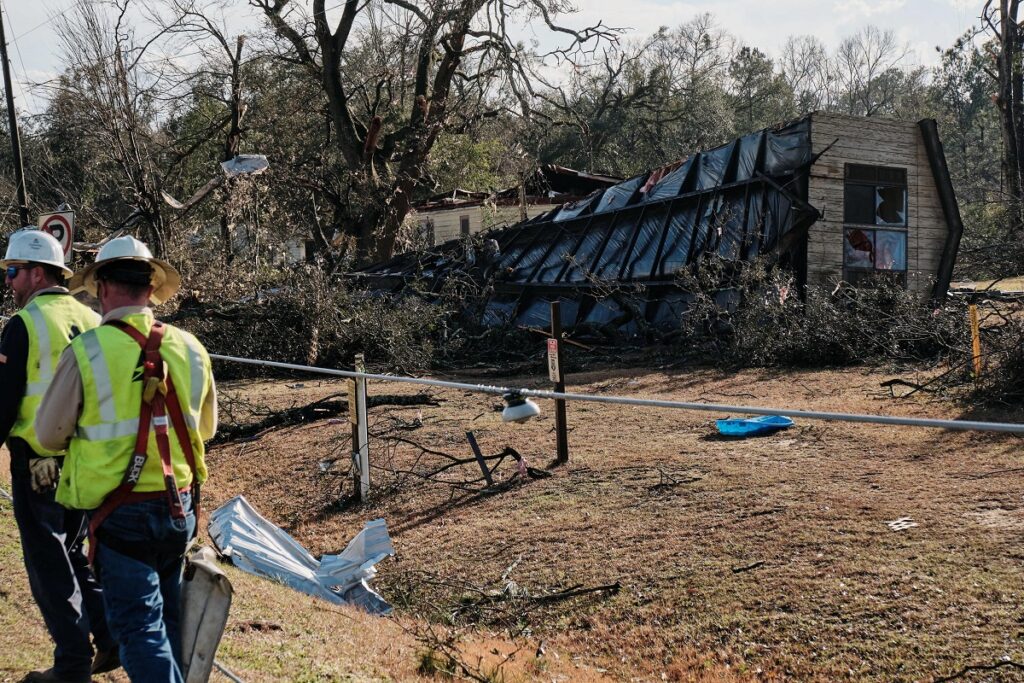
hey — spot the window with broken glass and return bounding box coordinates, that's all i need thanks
[842,164,908,286]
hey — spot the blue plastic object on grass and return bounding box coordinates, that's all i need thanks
[715,415,794,437]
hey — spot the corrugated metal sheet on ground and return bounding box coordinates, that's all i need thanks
[208,495,395,615]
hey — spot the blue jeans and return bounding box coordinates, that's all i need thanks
[10,446,114,681]
[93,493,195,683]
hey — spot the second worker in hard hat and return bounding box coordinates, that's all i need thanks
[0,228,119,683]
[36,235,217,683]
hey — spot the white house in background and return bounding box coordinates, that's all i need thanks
[411,165,621,246]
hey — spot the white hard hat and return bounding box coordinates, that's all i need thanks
[1,228,73,277]
[70,235,181,305]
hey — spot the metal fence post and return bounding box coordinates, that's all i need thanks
[354,354,371,500]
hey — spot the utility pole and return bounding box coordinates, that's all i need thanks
[0,2,29,226]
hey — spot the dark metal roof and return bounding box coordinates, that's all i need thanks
[358,116,820,334]
[415,165,622,211]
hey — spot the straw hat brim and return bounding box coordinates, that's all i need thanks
[70,255,181,305]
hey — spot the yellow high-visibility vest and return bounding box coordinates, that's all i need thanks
[9,294,99,455]
[57,312,211,510]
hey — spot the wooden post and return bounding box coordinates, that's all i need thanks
[354,356,370,499]
[466,432,493,487]
[0,2,29,226]
[347,378,360,499]
[969,304,982,377]
[549,301,569,464]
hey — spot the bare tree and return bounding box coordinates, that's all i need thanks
[531,38,664,173]
[834,26,909,117]
[780,35,836,112]
[50,0,172,252]
[250,0,618,263]
[155,0,252,260]
[48,0,255,255]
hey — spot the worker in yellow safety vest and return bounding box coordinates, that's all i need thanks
[36,235,217,683]
[0,228,119,683]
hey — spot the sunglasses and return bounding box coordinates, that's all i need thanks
[4,264,36,280]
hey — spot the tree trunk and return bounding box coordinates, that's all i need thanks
[994,0,1024,231]
[221,36,247,263]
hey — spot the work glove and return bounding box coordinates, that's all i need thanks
[29,457,60,493]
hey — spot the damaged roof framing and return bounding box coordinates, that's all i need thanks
[356,113,961,335]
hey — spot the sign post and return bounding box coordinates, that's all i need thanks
[37,211,74,262]
[549,301,569,464]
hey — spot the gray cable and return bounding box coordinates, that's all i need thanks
[209,353,1024,435]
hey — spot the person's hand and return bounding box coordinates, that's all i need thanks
[29,458,60,493]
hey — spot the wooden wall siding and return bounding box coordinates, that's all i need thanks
[414,203,553,244]
[808,112,949,294]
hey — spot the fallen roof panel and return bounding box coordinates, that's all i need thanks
[356,116,820,335]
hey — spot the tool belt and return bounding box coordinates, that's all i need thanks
[87,320,200,565]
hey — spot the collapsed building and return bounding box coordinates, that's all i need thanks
[411,164,621,246]
[356,112,963,334]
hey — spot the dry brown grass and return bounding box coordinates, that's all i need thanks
[5,365,1024,681]
[201,365,1024,681]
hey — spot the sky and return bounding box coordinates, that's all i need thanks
[0,0,983,115]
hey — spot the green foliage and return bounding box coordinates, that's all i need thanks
[173,264,445,377]
[728,46,797,134]
[676,256,969,368]
[425,134,519,197]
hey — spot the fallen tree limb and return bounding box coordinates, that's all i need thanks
[530,582,621,604]
[376,437,550,491]
[212,393,437,444]
[731,561,765,574]
[519,326,596,351]
[969,466,1024,479]
[454,581,620,614]
[933,659,1024,682]
[880,360,967,398]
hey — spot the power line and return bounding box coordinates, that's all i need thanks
[3,7,39,114]
[10,8,55,43]
[208,353,1024,435]
[0,312,1018,434]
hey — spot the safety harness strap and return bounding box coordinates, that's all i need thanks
[87,320,199,565]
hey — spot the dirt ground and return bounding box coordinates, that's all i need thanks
[196,363,1024,682]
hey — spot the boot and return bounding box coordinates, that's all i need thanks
[19,669,90,683]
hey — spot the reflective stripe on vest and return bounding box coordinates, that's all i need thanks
[77,413,200,442]
[9,294,99,456]
[24,304,52,396]
[80,330,118,424]
[57,314,210,511]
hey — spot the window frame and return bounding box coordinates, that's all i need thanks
[842,164,909,286]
